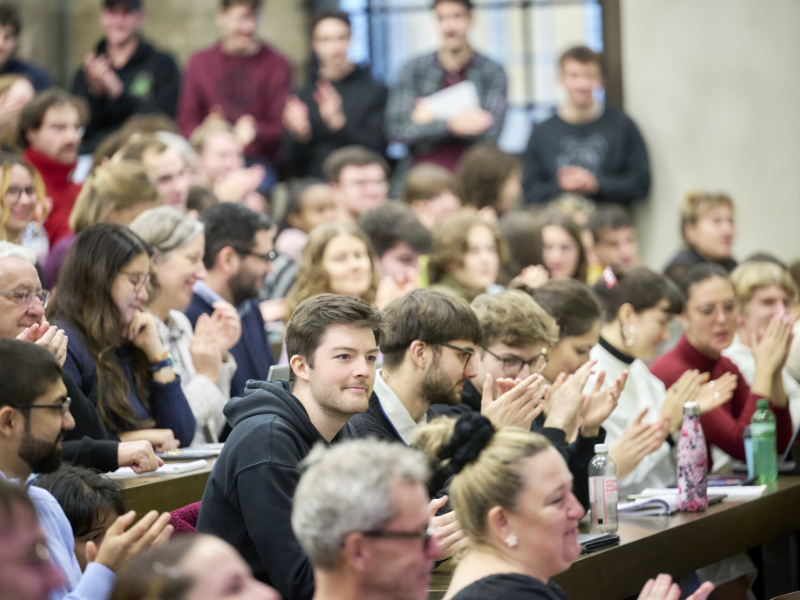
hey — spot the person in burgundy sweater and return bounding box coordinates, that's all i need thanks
[19,88,87,246]
[177,0,291,169]
[651,264,793,465]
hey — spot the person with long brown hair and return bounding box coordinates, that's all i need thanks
[52,222,195,450]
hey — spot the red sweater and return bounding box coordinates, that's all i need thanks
[177,41,291,164]
[651,335,793,462]
[23,147,80,246]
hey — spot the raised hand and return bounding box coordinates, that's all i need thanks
[581,370,628,436]
[753,312,794,377]
[481,373,547,430]
[314,80,346,132]
[428,496,467,561]
[214,165,266,203]
[282,95,311,143]
[210,301,242,352]
[609,408,667,479]
[234,114,257,147]
[86,510,173,573]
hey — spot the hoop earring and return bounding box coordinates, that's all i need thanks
[621,325,636,348]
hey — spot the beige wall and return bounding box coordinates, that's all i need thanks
[622,0,800,270]
[17,0,309,87]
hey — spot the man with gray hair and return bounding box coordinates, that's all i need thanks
[292,439,438,600]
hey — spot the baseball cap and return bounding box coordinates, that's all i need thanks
[103,0,143,10]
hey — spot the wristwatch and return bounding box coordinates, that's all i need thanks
[149,353,174,373]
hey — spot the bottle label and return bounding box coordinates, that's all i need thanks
[751,423,776,437]
[590,477,618,525]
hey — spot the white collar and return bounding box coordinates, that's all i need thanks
[373,370,427,445]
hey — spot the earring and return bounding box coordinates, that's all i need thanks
[621,325,636,347]
[505,533,518,548]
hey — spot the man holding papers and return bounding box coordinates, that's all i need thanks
[385,0,507,190]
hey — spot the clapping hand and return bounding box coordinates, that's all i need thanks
[609,408,668,479]
[282,95,311,143]
[17,320,68,366]
[544,359,597,437]
[696,372,737,415]
[86,510,173,573]
[210,302,242,352]
[637,574,713,600]
[428,496,467,560]
[190,313,222,382]
[581,370,628,437]
[752,312,794,377]
[480,373,547,430]
[661,370,703,434]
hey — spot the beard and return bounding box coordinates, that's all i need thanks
[19,428,63,475]
[420,361,464,407]
[228,267,261,307]
[309,370,371,420]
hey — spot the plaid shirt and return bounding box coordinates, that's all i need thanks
[386,50,508,152]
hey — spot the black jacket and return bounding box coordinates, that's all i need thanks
[282,65,387,179]
[196,380,356,600]
[61,371,119,473]
[73,38,180,153]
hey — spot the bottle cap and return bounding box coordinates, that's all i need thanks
[683,401,700,416]
[594,443,609,453]
[756,399,769,410]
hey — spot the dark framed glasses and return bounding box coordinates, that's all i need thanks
[481,346,549,377]
[437,342,475,369]
[9,397,72,422]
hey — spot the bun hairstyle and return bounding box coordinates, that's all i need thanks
[414,413,551,545]
[593,265,683,323]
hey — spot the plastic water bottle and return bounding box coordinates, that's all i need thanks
[751,399,778,483]
[589,443,618,533]
[677,401,708,512]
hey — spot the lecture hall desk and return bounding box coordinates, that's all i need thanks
[430,476,800,600]
[121,458,216,516]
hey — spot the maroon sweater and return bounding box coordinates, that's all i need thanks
[651,335,792,462]
[177,41,291,164]
[23,147,80,246]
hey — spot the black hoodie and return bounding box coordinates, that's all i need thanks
[196,379,356,600]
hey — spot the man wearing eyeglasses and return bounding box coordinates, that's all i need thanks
[0,242,160,476]
[292,440,438,600]
[186,203,277,401]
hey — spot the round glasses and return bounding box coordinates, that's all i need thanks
[481,346,549,377]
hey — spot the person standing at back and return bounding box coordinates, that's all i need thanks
[178,0,292,178]
[523,46,650,207]
[386,0,507,190]
[0,5,51,91]
[72,0,180,154]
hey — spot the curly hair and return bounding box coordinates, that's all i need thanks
[284,221,379,321]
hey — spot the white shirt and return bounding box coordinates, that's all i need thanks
[586,340,677,498]
[372,369,428,445]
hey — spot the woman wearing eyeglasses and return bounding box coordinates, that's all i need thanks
[52,222,195,450]
[651,263,793,469]
[0,156,50,258]
[414,413,715,600]
[131,206,242,446]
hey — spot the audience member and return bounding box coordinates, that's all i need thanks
[111,535,280,600]
[53,223,196,449]
[428,213,507,302]
[260,179,337,303]
[0,74,36,153]
[588,203,641,283]
[43,160,161,289]
[178,0,292,170]
[724,261,800,426]
[197,294,386,600]
[0,6,51,91]
[184,202,276,399]
[386,0,507,187]
[131,206,242,445]
[523,46,650,207]
[400,163,462,230]
[34,464,126,572]
[0,338,173,600]
[0,478,66,600]
[530,278,602,384]
[413,413,714,600]
[119,135,191,212]
[283,221,378,322]
[322,145,389,223]
[664,192,736,286]
[0,242,162,475]
[283,9,387,179]
[0,156,48,250]
[19,89,88,245]
[496,211,547,288]
[190,119,265,206]
[468,290,622,509]
[651,264,793,468]
[358,202,431,279]
[536,208,588,283]
[456,143,521,220]
[292,440,438,600]
[72,0,180,154]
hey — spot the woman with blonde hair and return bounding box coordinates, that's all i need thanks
[0,155,49,258]
[415,412,714,600]
[43,159,160,288]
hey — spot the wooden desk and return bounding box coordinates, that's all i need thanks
[120,458,215,516]
[430,477,800,600]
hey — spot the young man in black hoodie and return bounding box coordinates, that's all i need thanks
[196,293,386,600]
[72,0,180,153]
[282,9,388,179]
